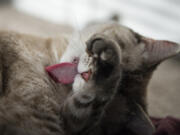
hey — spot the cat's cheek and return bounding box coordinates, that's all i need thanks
[73,74,86,93]
[78,53,93,73]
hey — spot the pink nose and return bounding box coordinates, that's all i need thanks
[81,70,91,81]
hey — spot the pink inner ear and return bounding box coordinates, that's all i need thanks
[144,38,180,63]
[45,63,78,84]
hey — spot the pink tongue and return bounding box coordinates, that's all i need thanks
[45,63,78,84]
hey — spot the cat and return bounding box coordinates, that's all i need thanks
[61,22,180,135]
[0,22,179,135]
[0,29,122,135]
[81,23,180,135]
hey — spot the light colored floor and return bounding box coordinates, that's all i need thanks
[0,6,179,118]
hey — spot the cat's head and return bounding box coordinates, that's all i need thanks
[60,31,122,92]
[60,23,180,91]
[60,23,179,135]
[97,23,180,72]
[61,23,180,73]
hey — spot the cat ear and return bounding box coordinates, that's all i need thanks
[141,36,180,65]
[127,103,155,135]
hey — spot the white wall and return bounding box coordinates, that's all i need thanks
[14,0,180,42]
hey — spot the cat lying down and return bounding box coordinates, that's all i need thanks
[0,22,179,135]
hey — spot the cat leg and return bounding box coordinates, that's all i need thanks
[126,103,155,135]
[60,35,122,134]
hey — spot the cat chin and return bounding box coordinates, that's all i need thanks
[73,74,86,93]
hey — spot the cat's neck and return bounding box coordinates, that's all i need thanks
[118,65,157,111]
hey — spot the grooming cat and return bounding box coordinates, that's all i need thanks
[0,22,179,135]
[0,29,122,135]
[61,23,179,135]
[81,23,180,135]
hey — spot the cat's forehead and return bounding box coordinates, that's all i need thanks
[83,23,135,39]
[86,23,145,71]
[86,23,138,49]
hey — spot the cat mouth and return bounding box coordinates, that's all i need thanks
[45,62,92,84]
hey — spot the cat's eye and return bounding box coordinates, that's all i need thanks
[72,57,79,64]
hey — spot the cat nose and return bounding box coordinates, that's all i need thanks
[81,70,92,82]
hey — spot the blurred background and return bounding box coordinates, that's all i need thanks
[0,0,179,117]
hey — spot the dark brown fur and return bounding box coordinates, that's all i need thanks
[85,24,179,135]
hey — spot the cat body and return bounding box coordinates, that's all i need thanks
[0,32,69,134]
[0,25,123,135]
[0,22,179,135]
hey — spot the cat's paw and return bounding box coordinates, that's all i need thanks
[87,34,121,66]
[86,34,121,78]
